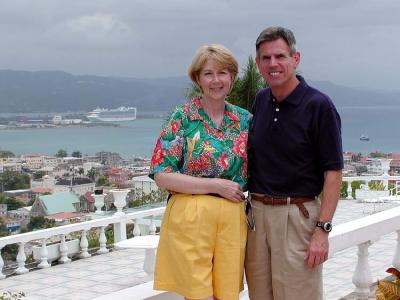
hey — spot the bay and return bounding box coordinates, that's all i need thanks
[1,106,400,158]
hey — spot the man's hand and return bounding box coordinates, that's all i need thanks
[304,229,329,270]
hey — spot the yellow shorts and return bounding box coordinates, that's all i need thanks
[154,194,247,300]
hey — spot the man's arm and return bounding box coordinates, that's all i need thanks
[304,169,342,269]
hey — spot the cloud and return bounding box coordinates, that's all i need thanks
[65,13,130,38]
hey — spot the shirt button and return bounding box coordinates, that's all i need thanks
[276,108,279,112]
[274,118,278,122]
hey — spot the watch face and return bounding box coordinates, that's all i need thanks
[323,222,332,232]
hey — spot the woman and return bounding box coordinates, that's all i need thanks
[150,44,252,300]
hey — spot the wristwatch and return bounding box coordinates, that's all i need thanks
[315,221,332,233]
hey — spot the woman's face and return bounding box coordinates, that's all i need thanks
[198,59,232,103]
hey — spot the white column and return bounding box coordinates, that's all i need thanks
[149,216,156,235]
[0,247,6,279]
[80,229,91,258]
[114,216,127,243]
[97,226,109,254]
[347,181,353,199]
[143,248,156,276]
[15,243,28,274]
[38,238,50,269]
[133,219,141,237]
[58,234,71,264]
[393,230,400,269]
[352,241,373,299]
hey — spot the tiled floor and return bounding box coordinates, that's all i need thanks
[0,199,399,300]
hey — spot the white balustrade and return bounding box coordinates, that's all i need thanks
[97,226,109,254]
[0,247,5,279]
[393,230,400,269]
[329,205,400,296]
[38,238,50,269]
[149,216,156,235]
[15,242,28,275]
[352,241,373,299]
[0,205,165,279]
[133,219,141,237]
[58,234,71,264]
[346,181,353,199]
[80,229,91,258]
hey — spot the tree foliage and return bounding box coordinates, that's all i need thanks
[71,151,82,158]
[86,168,97,180]
[33,171,46,180]
[55,149,68,158]
[96,175,110,187]
[27,216,56,231]
[0,195,24,211]
[228,56,266,110]
[0,171,30,191]
[0,150,15,158]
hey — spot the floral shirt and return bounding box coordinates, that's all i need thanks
[150,97,252,188]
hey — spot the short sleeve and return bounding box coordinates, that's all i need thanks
[149,108,185,179]
[315,98,344,171]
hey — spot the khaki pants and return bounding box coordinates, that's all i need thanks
[245,199,323,300]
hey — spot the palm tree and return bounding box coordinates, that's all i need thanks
[228,55,266,110]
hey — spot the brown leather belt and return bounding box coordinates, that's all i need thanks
[251,193,316,218]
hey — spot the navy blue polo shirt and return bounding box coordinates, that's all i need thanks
[248,76,343,197]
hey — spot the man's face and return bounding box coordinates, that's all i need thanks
[256,38,300,90]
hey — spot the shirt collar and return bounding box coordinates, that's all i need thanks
[270,75,309,106]
[188,97,240,126]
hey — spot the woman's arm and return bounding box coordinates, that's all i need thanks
[154,172,244,203]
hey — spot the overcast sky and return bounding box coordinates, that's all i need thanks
[1,0,399,91]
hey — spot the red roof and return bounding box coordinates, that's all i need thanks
[31,187,52,193]
[46,212,82,220]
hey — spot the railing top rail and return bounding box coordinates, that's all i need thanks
[0,206,166,248]
[343,175,400,181]
[329,205,400,255]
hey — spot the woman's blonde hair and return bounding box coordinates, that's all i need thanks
[188,44,239,89]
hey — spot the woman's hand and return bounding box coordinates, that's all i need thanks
[212,178,245,203]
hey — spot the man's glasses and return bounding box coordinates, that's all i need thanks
[244,192,255,231]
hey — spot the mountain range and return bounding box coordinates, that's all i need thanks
[0,69,399,113]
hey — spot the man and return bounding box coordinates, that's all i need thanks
[245,26,343,300]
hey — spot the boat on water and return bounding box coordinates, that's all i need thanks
[87,106,137,122]
[360,134,370,141]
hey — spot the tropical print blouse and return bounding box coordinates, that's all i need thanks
[150,97,252,188]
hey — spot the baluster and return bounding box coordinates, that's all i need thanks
[347,181,353,199]
[15,243,28,274]
[97,226,109,254]
[80,230,91,258]
[58,234,71,264]
[352,241,373,299]
[149,216,156,235]
[0,247,6,279]
[38,238,50,269]
[393,230,400,269]
[133,219,141,237]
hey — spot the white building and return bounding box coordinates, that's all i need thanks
[42,156,58,170]
[21,154,44,170]
[0,162,22,173]
[131,175,159,199]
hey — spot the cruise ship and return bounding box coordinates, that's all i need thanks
[87,106,137,122]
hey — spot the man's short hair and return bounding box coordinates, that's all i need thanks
[188,44,239,89]
[256,26,297,55]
